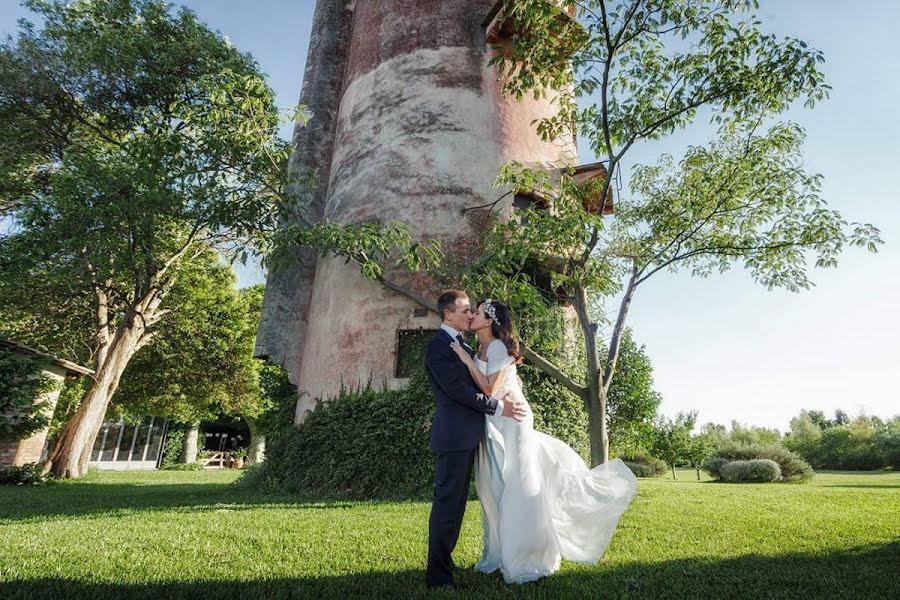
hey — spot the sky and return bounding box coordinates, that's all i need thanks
[1,0,897,431]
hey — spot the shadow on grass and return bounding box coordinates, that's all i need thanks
[0,482,373,523]
[2,542,898,600]
[826,484,900,489]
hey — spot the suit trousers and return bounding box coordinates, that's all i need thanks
[426,447,478,587]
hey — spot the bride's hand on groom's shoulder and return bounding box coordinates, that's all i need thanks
[449,342,469,362]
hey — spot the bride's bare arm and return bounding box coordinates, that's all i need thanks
[450,342,509,397]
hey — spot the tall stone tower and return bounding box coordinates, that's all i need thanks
[256,0,579,421]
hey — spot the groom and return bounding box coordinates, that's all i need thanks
[424,289,525,590]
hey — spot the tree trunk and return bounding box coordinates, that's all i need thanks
[671,464,677,480]
[182,423,200,464]
[250,434,266,464]
[696,466,701,481]
[247,418,266,464]
[573,286,608,467]
[43,324,143,478]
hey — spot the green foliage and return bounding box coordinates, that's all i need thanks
[239,371,436,499]
[603,329,662,455]
[702,456,729,479]
[0,0,290,366]
[785,410,899,471]
[46,375,87,440]
[159,423,189,469]
[651,412,696,478]
[618,451,667,478]
[0,462,47,485]
[876,425,900,471]
[709,445,813,483]
[114,253,261,424]
[685,432,717,479]
[270,220,442,281]
[162,461,203,472]
[720,459,782,483]
[0,348,56,440]
[253,361,299,444]
[727,420,782,446]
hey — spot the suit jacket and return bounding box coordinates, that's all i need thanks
[425,328,498,452]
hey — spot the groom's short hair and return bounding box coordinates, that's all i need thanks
[437,289,468,320]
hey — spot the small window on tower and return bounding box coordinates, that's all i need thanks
[395,329,438,378]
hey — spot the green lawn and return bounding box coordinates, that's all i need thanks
[0,469,897,599]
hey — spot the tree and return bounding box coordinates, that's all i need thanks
[784,410,824,463]
[0,0,290,477]
[279,0,881,467]
[685,432,716,480]
[651,411,696,479]
[602,328,662,454]
[728,420,781,446]
[112,253,262,462]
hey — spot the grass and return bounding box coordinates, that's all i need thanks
[0,468,898,599]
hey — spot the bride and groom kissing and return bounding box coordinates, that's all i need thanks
[424,289,638,590]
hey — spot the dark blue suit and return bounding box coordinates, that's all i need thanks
[424,328,499,587]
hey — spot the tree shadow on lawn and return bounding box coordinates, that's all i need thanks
[2,542,897,600]
[0,482,373,523]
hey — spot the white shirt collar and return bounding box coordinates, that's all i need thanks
[440,323,462,340]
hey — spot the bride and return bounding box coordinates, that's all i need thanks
[450,299,637,584]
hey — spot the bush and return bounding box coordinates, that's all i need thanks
[720,459,781,483]
[710,445,814,482]
[237,371,436,499]
[159,423,192,469]
[622,462,653,477]
[877,429,900,471]
[619,451,667,477]
[702,456,729,479]
[0,462,47,485]
[162,461,203,471]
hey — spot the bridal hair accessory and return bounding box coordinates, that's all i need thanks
[483,300,498,321]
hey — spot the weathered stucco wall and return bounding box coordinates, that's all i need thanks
[282,0,578,419]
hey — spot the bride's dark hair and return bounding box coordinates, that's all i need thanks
[478,300,523,364]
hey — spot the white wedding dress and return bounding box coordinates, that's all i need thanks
[473,340,638,584]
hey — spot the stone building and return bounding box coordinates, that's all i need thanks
[257,0,601,421]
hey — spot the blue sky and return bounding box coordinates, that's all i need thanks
[2,1,897,430]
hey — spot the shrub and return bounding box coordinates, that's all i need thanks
[720,459,781,483]
[619,451,667,477]
[710,445,814,482]
[0,462,47,485]
[162,461,203,471]
[237,371,436,499]
[702,456,729,479]
[877,429,900,471]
